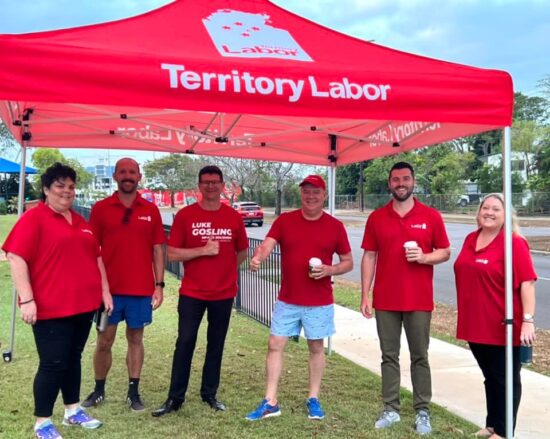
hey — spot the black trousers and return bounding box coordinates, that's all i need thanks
[32,311,95,417]
[469,342,522,437]
[168,295,233,403]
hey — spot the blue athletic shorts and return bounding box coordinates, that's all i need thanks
[270,300,335,340]
[108,295,152,329]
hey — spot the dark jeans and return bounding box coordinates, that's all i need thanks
[469,342,522,437]
[167,295,233,403]
[32,311,95,417]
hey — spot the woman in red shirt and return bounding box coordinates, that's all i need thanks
[454,193,537,438]
[3,163,113,439]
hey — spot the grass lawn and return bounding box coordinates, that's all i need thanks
[0,215,476,438]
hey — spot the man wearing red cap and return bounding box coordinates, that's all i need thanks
[245,174,352,421]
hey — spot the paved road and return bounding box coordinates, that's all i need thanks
[162,212,550,329]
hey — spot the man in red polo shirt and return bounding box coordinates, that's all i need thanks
[360,162,450,435]
[245,175,352,422]
[82,158,165,412]
[152,165,248,417]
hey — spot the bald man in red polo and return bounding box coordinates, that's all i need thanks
[82,158,165,412]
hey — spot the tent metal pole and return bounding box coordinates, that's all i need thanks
[327,164,336,355]
[4,145,28,363]
[503,126,513,439]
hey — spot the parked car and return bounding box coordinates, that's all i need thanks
[457,193,481,207]
[233,201,264,227]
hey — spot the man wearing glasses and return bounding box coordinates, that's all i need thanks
[153,165,248,416]
[82,157,166,412]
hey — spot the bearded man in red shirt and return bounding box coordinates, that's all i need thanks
[361,162,450,435]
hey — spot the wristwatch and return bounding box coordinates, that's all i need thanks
[523,313,534,322]
[155,281,165,288]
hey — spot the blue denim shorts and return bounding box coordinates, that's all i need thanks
[108,295,152,329]
[270,300,335,340]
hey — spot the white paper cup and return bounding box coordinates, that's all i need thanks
[403,241,418,250]
[309,257,322,278]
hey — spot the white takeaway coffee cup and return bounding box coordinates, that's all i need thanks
[403,241,418,251]
[309,257,322,278]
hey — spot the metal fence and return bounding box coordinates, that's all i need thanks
[74,205,277,326]
[235,238,280,327]
[335,192,550,215]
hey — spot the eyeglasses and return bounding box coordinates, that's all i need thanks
[199,180,223,186]
[122,208,132,225]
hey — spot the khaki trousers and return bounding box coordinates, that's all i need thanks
[375,310,432,413]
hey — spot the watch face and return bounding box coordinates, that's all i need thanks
[524,313,534,320]
[156,282,165,288]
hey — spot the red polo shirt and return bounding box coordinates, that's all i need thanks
[267,210,351,306]
[361,199,450,311]
[2,202,102,320]
[454,229,537,346]
[168,203,248,300]
[89,193,165,296]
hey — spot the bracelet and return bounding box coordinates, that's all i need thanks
[20,298,34,305]
[523,319,535,323]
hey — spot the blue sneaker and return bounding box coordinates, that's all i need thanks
[245,399,281,421]
[34,421,63,439]
[306,397,325,420]
[62,409,102,429]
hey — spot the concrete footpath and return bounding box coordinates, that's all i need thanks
[329,304,550,439]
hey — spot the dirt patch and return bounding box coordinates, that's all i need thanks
[433,302,550,376]
[526,236,550,253]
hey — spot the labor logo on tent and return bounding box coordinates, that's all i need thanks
[203,9,312,62]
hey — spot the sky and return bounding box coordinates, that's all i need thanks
[1,0,548,165]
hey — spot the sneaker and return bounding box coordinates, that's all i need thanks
[35,421,63,439]
[306,397,325,420]
[374,410,401,429]
[62,409,102,429]
[127,393,145,412]
[81,390,104,408]
[415,410,432,435]
[245,399,281,421]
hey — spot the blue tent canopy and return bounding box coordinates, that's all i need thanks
[0,157,37,174]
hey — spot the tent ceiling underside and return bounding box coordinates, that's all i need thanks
[2,101,501,166]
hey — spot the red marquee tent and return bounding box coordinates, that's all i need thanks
[0,0,512,166]
[0,3,518,434]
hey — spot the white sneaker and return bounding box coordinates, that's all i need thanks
[374,410,401,429]
[415,409,432,435]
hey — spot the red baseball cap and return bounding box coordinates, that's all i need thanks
[299,175,326,190]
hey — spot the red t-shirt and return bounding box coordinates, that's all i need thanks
[454,229,537,346]
[267,210,351,306]
[361,199,450,311]
[168,203,248,300]
[89,193,165,296]
[2,202,102,320]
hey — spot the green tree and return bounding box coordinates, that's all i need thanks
[513,92,548,123]
[336,162,368,195]
[512,120,550,180]
[31,149,65,173]
[0,121,18,155]
[31,149,93,189]
[143,154,205,206]
[416,144,476,195]
[475,163,524,194]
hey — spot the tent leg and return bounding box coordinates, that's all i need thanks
[5,146,28,362]
[326,165,336,356]
[503,126,513,439]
